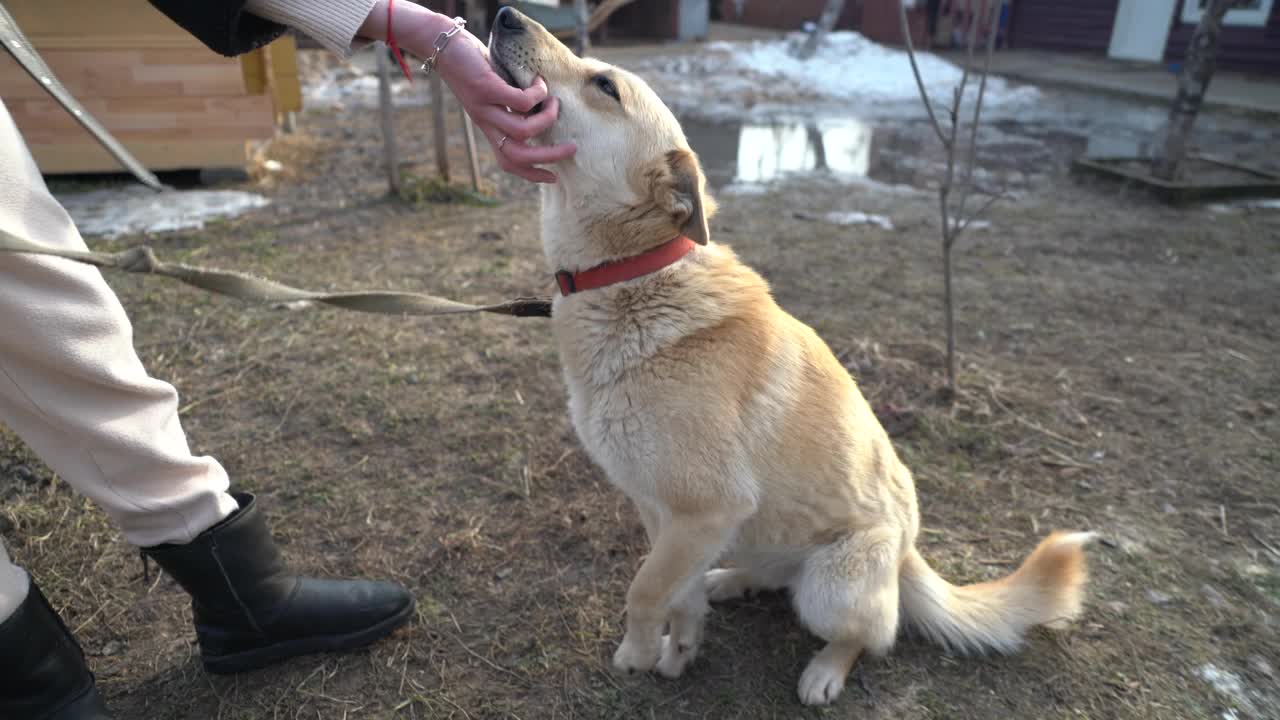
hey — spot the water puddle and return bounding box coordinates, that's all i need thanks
[683,117,878,188]
[681,115,1048,191]
[679,105,1280,193]
[736,121,874,182]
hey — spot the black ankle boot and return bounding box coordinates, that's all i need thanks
[0,582,113,719]
[143,492,414,674]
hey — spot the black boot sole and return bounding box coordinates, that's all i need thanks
[201,600,415,674]
[48,683,113,720]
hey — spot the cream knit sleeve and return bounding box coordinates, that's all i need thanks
[244,0,378,57]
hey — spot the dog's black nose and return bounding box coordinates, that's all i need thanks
[496,6,525,32]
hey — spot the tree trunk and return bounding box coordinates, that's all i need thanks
[574,0,590,56]
[807,124,828,171]
[942,238,955,397]
[797,0,847,59]
[1150,0,1233,181]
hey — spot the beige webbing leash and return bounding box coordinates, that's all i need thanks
[7,6,550,588]
[0,228,553,319]
[1,9,550,320]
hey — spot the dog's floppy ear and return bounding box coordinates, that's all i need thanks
[658,149,714,245]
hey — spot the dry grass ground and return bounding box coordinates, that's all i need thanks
[4,86,1279,720]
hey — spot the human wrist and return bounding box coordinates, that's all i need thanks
[398,7,461,61]
[356,0,444,48]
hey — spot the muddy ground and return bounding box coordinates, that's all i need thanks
[5,41,1280,720]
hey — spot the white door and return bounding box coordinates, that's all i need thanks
[1108,0,1179,62]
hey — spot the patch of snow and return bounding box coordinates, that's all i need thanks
[631,32,1038,121]
[304,70,428,109]
[1199,663,1260,719]
[823,211,894,230]
[947,218,992,232]
[1201,665,1246,699]
[847,176,930,195]
[737,32,1034,107]
[975,125,1045,147]
[1248,656,1276,682]
[720,182,769,195]
[308,72,376,108]
[302,48,431,110]
[1104,600,1129,615]
[1208,197,1280,213]
[56,186,270,238]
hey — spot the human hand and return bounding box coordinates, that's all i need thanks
[399,12,576,183]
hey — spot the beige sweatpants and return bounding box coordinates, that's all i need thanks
[0,100,239,625]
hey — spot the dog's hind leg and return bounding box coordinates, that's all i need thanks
[791,527,901,706]
[705,557,799,602]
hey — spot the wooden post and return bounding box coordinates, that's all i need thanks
[431,71,450,182]
[460,106,482,191]
[574,0,590,56]
[428,0,456,183]
[374,42,401,194]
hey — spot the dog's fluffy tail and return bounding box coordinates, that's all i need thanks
[899,531,1096,655]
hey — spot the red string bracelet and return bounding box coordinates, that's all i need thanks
[386,0,414,83]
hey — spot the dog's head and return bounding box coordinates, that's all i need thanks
[489,7,713,263]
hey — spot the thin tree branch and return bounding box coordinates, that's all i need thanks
[956,0,980,104]
[956,190,1006,237]
[956,0,1000,223]
[941,79,965,247]
[899,0,948,147]
[948,0,978,200]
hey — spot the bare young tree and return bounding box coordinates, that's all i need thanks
[797,0,847,59]
[898,0,1001,397]
[1151,0,1234,180]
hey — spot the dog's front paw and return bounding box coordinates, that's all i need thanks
[655,633,699,679]
[612,634,661,675]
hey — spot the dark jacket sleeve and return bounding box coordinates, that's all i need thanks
[147,0,287,57]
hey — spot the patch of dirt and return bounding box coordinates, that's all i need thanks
[3,52,1279,720]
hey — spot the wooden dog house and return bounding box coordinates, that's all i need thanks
[0,0,301,175]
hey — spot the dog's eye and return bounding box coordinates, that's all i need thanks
[593,75,620,102]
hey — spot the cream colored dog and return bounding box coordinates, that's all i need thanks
[489,8,1095,706]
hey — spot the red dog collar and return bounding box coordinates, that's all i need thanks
[555,236,697,296]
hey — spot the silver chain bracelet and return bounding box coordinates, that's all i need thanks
[420,16,467,78]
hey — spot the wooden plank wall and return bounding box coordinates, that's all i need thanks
[1165,1,1280,76]
[1007,0,1120,54]
[0,0,288,173]
[713,0,860,31]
